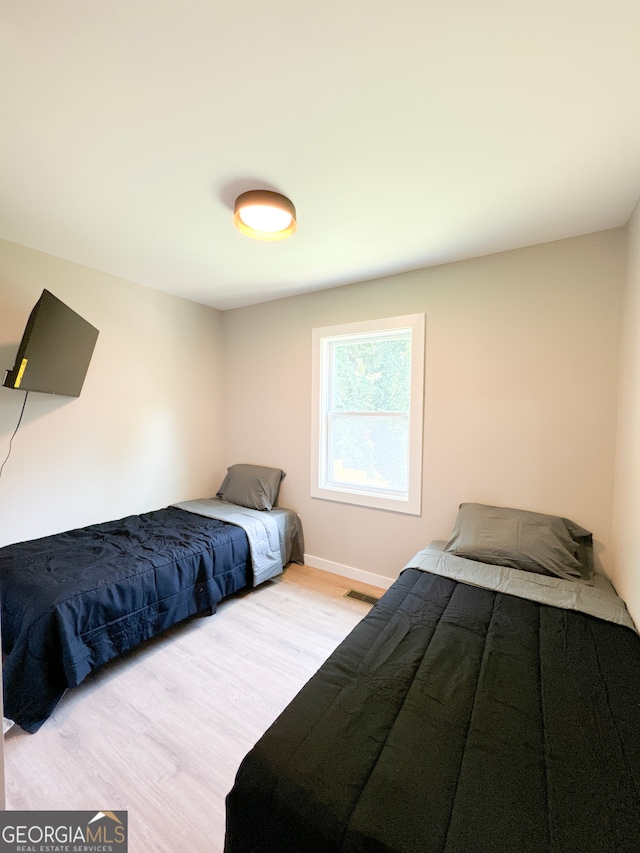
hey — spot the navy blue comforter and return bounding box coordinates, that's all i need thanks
[0,507,251,732]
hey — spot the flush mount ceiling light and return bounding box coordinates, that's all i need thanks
[233,190,297,241]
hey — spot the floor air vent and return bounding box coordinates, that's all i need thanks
[344,589,379,606]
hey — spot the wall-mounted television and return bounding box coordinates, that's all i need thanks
[3,289,99,398]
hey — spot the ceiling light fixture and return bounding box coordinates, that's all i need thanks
[233,190,297,241]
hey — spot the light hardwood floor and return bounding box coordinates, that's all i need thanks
[4,565,385,852]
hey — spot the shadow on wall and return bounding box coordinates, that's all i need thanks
[0,341,71,437]
[592,538,608,577]
[0,343,27,435]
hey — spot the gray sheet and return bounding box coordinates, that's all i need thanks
[406,542,637,632]
[173,498,303,586]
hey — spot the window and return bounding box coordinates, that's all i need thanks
[311,314,425,514]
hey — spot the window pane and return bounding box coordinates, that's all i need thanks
[329,414,408,493]
[332,336,411,413]
[312,313,424,514]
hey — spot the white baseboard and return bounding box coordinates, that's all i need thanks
[303,554,394,590]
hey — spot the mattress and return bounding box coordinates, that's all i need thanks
[0,502,302,733]
[225,548,640,852]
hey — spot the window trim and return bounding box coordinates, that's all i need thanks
[311,314,425,515]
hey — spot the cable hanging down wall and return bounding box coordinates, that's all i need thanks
[0,391,29,481]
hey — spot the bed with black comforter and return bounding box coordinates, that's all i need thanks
[1,465,303,733]
[225,504,640,853]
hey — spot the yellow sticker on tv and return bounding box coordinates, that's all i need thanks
[14,357,28,388]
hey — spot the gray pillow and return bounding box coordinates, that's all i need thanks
[443,503,594,582]
[216,464,285,511]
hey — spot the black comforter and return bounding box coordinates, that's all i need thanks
[225,567,640,852]
[1,507,251,733]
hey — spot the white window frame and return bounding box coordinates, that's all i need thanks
[311,314,425,515]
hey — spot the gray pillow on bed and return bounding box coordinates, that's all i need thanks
[443,503,594,582]
[216,464,285,511]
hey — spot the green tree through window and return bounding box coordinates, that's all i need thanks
[329,335,411,492]
[312,313,424,515]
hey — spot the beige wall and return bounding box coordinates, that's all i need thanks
[0,239,224,547]
[612,202,640,627]
[223,230,626,586]
[0,229,630,605]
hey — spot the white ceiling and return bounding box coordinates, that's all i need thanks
[2,1,640,311]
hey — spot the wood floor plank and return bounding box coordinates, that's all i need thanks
[4,565,385,852]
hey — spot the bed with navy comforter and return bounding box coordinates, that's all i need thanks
[224,504,640,853]
[1,465,303,733]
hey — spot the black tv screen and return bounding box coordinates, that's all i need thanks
[3,290,99,397]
